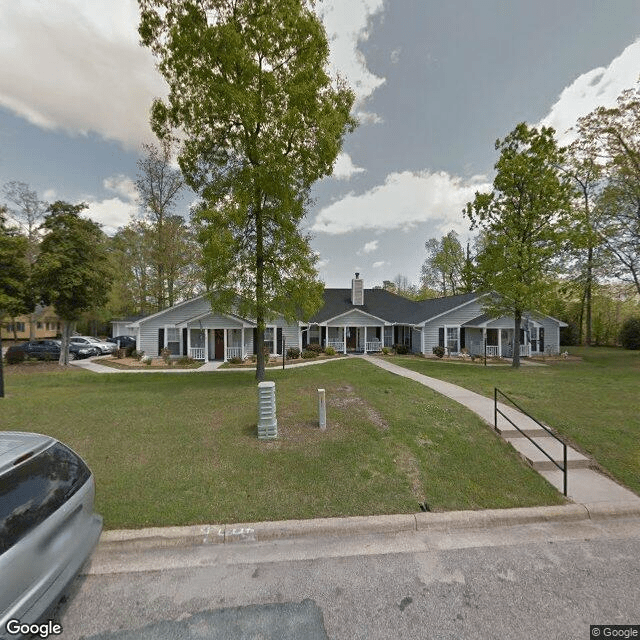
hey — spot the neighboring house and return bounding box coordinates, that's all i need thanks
[129,274,567,362]
[110,315,145,338]
[0,306,62,341]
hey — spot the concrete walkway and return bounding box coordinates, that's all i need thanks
[362,355,640,506]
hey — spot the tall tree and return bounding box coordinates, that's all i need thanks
[2,181,47,338]
[139,0,356,380]
[33,202,113,365]
[465,123,573,368]
[420,230,467,296]
[575,84,640,296]
[560,140,607,345]
[0,207,29,397]
[136,140,186,309]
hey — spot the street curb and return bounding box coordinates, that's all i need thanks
[97,502,640,551]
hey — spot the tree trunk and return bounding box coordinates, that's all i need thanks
[0,332,5,398]
[585,245,593,346]
[59,320,73,365]
[255,193,265,382]
[512,310,521,369]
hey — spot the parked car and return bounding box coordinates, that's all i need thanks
[0,431,102,633]
[5,340,95,361]
[107,335,136,349]
[70,336,116,355]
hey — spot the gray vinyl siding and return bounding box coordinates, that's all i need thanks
[537,316,561,355]
[421,300,486,355]
[137,298,211,356]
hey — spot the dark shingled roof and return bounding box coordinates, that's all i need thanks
[307,290,480,324]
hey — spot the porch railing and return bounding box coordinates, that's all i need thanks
[326,341,345,352]
[189,347,205,361]
[486,345,500,357]
[365,341,383,352]
[226,346,243,360]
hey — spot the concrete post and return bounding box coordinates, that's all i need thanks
[318,388,326,431]
[257,381,277,439]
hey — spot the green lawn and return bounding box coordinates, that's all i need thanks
[2,358,564,529]
[385,347,640,496]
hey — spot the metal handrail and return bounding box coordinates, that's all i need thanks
[494,388,567,496]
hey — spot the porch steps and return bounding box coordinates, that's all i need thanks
[495,403,591,471]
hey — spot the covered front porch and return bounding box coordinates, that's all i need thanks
[177,313,255,362]
[463,319,543,358]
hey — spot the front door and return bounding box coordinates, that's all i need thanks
[346,327,357,350]
[214,329,224,360]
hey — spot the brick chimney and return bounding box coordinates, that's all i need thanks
[351,273,364,305]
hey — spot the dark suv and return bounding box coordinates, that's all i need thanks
[0,432,102,635]
[5,340,96,361]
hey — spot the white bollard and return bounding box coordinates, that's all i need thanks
[318,388,326,431]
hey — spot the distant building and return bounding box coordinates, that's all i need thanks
[1,305,62,341]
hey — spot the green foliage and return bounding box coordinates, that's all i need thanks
[228,356,243,365]
[324,346,336,356]
[432,345,445,358]
[177,355,197,366]
[160,347,171,363]
[138,0,356,381]
[421,231,469,296]
[34,202,112,321]
[114,349,126,359]
[305,343,323,354]
[619,317,640,350]
[301,349,317,359]
[395,344,409,355]
[465,123,573,367]
[381,347,391,355]
[5,349,25,365]
[0,208,29,317]
[286,346,301,359]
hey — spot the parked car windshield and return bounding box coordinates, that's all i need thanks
[0,443,91,555]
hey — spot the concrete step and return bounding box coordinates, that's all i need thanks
[494,404,552,438]
[506,436,591,471]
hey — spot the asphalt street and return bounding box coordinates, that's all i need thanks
[53,516,640,640]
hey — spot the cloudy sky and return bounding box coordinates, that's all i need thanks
[1,1,640,288]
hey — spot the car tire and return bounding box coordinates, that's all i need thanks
[68,352,77,361]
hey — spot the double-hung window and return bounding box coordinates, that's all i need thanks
[166,327,180,355]
[264,327,275,354]
[446,327,459,353]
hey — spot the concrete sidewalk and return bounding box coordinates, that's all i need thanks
[362,355,640,506]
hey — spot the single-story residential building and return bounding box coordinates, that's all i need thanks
[126,274,567,362]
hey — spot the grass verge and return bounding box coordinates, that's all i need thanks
[2,358,563,529]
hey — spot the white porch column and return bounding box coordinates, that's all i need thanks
[204,329,209,361]
[343,326,346,354]
[187,327,191,358]
[498,329,502,357]
[241,327,245,359]
[364,326,367,354]
[223,329,228,362]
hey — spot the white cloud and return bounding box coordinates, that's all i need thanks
[317,0,386,120]
[43,189,57,202]
[332,152,366,180]
[312,170,491,235]
[358,240,378,254]
[540,39,640,144]
[103,175,139,203]
[372,261,385,268]
[84,174,139,234]
[316,259,330,269]
[0,0,164,150]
